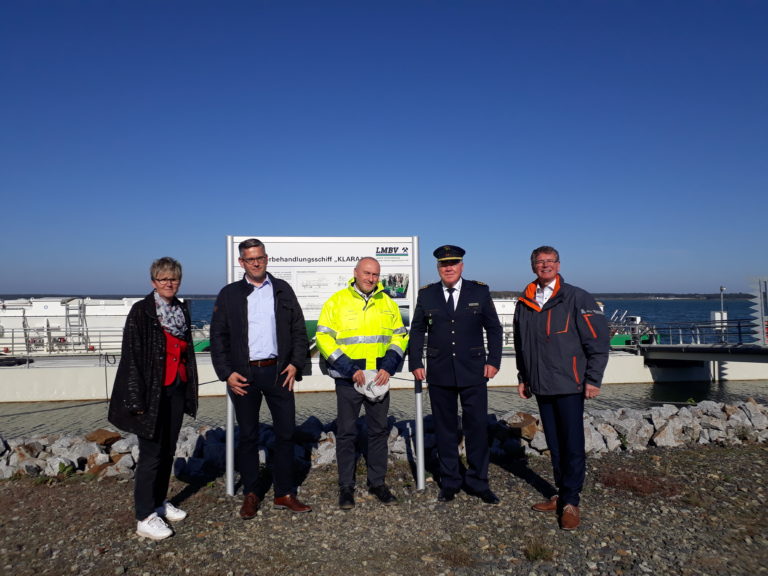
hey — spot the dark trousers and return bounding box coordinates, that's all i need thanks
[228,364,296,497]
[536,392,586,507]
[335,381,390,488]
[429,383,490,493]
[135,378,186,520]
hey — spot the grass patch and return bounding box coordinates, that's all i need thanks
[438,543,476,568]
[598,468,682,497]
[388,459,414,486]
[680,492,707,507]
[523,539,554,562]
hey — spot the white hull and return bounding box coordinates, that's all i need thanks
[1,352,767,403]
[0,296,141,356]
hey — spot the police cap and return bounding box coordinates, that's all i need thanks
[433,245,465,262]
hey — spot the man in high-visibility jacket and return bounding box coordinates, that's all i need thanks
[316,257,408,510]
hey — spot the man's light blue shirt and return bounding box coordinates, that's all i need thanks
[246,276,278,360]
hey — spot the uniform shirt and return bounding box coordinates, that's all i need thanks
[442,278,463,310]
[246,276,278,360]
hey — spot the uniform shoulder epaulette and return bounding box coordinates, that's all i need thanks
[467,279,487,286]
[419,282,437,290]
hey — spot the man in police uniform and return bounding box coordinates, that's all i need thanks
[409,245,503,504]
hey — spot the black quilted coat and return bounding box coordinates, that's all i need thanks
[108,292,198,439]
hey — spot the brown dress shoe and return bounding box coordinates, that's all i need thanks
[559,504,580,530]
[240,493,261,519]
[532,495,558,512]
[273,494,312,513]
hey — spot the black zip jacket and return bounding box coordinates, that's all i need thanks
[209,274,309,384]
[108,293,199,439]
[514,275,609,396]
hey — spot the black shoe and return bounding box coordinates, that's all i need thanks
[368,484,397,505]
[339,486,355,510]
[477,489,500,505]
[437,488,457,502]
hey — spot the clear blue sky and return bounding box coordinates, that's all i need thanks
[2,1,766,296]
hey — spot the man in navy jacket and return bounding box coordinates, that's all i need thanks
[514,245,609,530]
[210,238,311,519]
[409,245,503,504]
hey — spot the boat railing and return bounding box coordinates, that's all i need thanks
[0,325,125,358]
[650,318,761,346]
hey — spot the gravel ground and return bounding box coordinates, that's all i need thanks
[1,444,766,576]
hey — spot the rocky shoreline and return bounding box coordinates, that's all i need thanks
[2,399,766,481]
[1,400,767,575]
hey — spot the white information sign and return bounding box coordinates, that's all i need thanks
[222,235,424,495]
[226,236,419,324]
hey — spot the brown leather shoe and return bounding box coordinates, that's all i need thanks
[240,493,261,519]
[532,495,558,512]
[559,504,580,530]
[273,494,312,513]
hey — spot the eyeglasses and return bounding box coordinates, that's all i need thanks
[154,278,180,285]
[533,259,559,267]
[241,256,267,264]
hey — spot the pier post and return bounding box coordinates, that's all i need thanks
[226,396,235,496]
[414,378,425,491]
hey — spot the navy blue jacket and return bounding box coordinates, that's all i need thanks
[409,279,502,387]
[514,275,609,396]
[210,274,309,383]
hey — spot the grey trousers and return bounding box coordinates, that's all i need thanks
[334,381,390,488]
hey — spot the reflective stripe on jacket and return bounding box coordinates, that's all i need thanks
[316,279,408,379]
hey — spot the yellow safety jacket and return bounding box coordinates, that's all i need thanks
[316,279,408,379]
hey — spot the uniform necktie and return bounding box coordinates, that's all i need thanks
[447,287,456,315]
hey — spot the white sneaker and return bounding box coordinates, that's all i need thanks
[136,512,173,540]
[156,500,187,522]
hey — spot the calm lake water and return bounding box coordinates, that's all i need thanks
[189,297,757,328]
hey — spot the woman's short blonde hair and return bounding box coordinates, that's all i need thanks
[150,257,182,281]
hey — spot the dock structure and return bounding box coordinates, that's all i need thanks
[640,344,768,364]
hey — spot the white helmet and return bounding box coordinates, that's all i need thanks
[354,369,390,402]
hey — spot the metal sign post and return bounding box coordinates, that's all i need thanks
[414,378,425,491]
[225,396,235,496]
[409,235,425,490]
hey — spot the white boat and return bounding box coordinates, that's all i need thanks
[494,297,517,348]
[0,296,141,357]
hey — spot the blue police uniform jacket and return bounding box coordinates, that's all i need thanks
[409,279,503,387]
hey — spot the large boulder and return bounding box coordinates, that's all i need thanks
[85,428,122,447]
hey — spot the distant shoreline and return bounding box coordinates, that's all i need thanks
[0,293,754,301]
[492,293,752,301]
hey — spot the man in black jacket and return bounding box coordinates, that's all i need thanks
[514,246,609,531]
[409,245,503,504]
[210,238,311,518]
